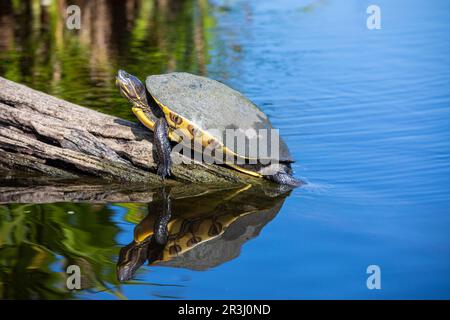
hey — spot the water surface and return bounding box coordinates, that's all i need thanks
[0,0,449,299]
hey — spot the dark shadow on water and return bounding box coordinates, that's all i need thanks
[117,184,289,281]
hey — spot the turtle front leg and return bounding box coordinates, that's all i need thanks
[153,187,172,245]
[154,118,172,179]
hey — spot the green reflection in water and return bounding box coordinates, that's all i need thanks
[0,183,288,299]
[0,0,277,300]
[117,185,288,282]
[0,0,214,121]
[0,203,122,299]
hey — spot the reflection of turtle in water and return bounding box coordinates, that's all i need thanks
[116,70,302,187]
[116,185,288,281]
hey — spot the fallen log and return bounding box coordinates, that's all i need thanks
[0,76,263,187]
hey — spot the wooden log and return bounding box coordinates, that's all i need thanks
[0,76,262,187]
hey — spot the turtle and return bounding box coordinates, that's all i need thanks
[115,70,302,187]
[116,184,288,281]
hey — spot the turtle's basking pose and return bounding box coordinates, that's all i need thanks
[116,70,302,187]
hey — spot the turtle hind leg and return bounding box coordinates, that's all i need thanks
[154,118,172,179]
[266,171,303,187]
[260,163,303,187]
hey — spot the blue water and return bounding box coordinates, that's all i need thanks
[120,0,450,299]
[1,0,449,299]
[140,0,449,299]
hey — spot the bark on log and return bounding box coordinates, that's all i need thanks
[0,77,263,187]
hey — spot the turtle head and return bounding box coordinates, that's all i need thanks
[116,70,148,108]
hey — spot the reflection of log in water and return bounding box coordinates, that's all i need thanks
[0,180,155,204]
[117,185,289,281]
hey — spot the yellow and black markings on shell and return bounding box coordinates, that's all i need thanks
[208,219,223,236]
[133,95,263,177]
[186,235,202,247]
[167,109,222,151]
[156,97,246,156]
[168,244,182,255]
[160,213,239,261]
[132,187,258,264]
[168,112,183,126]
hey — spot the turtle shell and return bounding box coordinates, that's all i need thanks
[145,72,293,162]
